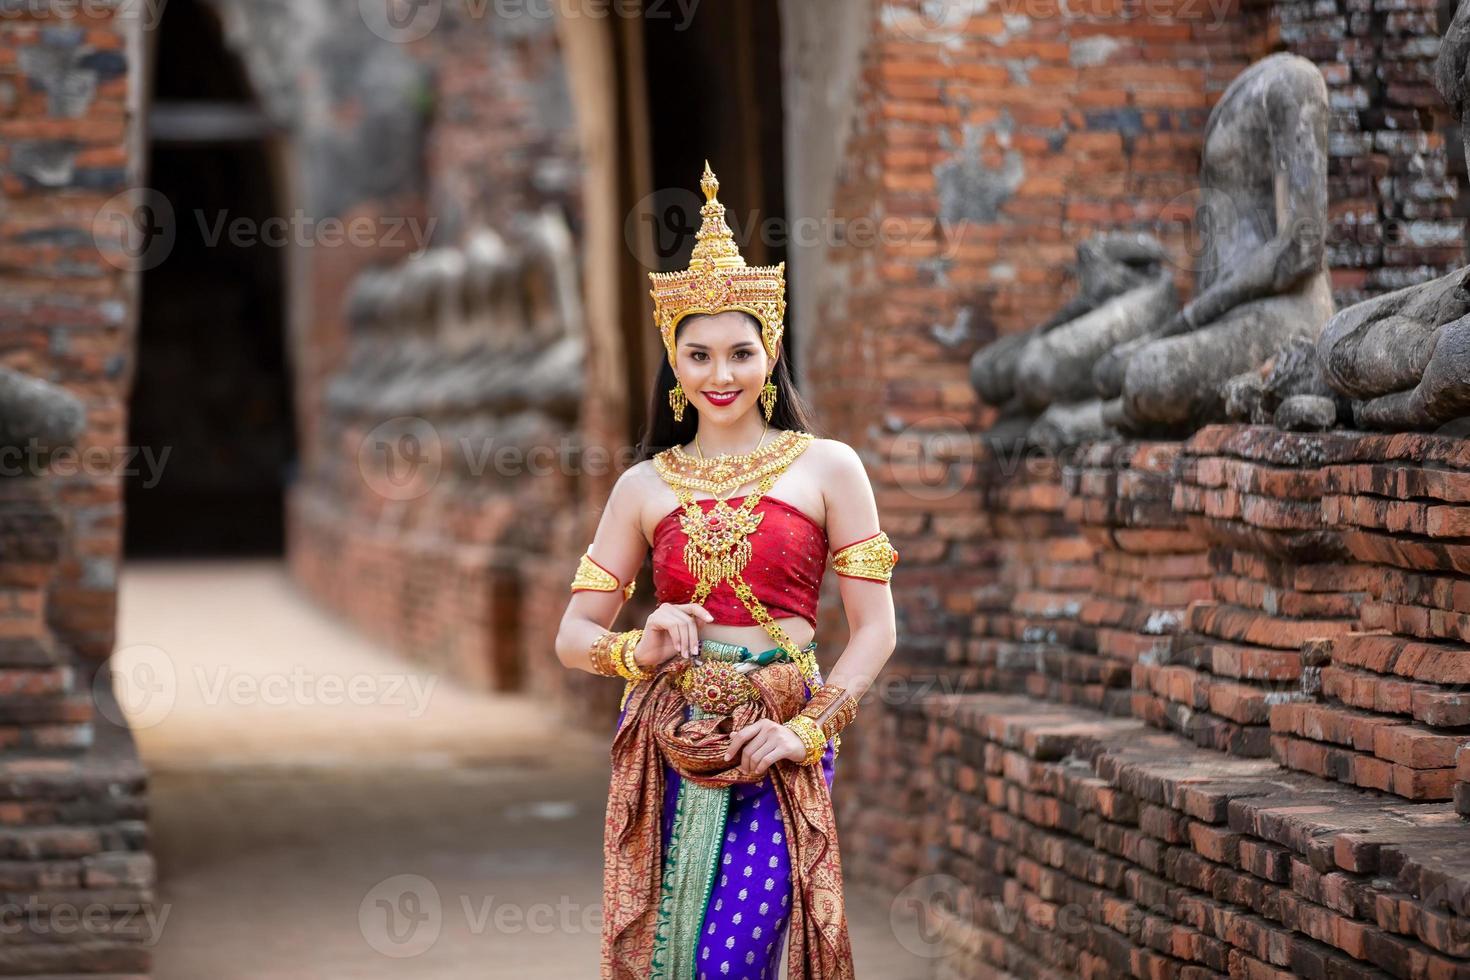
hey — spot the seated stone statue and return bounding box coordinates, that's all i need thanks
[1095,52,1335,436]
[0,366,84,455]
[1316,0,1470,430]
[1014,234,1177,412]
[1220,337,1350,431]
[970,232,1177,447]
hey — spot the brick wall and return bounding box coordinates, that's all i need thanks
[1263,0,1466,306]
[0,6,134,666]
[797,0,1470,948]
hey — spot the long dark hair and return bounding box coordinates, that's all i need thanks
[634,312,824,461]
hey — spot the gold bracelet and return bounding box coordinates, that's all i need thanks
[783,714,825,767]
[800,684,859,761]
[587,630,623,677]
[801,685,859,740]
[614,629,652,682]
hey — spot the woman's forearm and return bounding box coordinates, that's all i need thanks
[818,622,896,705]
[556,617,614,674]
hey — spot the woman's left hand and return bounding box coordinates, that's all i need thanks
[724,718,807,775]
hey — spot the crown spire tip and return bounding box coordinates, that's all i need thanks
[700,161,720,203]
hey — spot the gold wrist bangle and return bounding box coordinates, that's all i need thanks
[783,714,825,766]
[615,629,652,682]
[801,685,859,738]
[587,630,623,677]
[800,685,858,760]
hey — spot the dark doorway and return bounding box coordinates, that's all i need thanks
[127,0,295,557]
[640,1,794,366]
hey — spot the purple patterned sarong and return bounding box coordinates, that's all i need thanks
[612,640,837,980]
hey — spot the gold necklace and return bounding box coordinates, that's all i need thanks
[695,420,768,472]
[659,426,805,497]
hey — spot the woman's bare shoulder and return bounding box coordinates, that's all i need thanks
[808,437,866,473]
[612,459,661,499]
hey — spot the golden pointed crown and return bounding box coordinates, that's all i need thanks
[648,161,786,371]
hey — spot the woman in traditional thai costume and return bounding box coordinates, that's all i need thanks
[555,162,899,980]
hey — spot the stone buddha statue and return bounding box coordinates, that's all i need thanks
[970,232,1177,448]
[1316,1,1470,430]
[0,365,84,456]
[1094,52,1336,436]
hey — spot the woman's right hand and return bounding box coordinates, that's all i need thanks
[635,603,715,668]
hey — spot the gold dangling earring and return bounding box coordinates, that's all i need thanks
[760,375,777,422]
[669,380,688,422]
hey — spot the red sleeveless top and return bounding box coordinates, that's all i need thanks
[652,495,828,628]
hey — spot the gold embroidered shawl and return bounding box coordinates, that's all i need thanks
[600,660,855,979]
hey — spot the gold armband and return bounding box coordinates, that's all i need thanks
[831,531,899,583]
[570,550,636,601]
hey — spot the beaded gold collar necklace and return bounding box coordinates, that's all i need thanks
[657,426,809,497]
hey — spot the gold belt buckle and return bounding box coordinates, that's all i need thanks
[675,659,761,715]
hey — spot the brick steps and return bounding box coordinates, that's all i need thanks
[1064,442,1212,734]
[1149,431,1368,767]
[1258,431,1470,803]
[925,694,1470,980]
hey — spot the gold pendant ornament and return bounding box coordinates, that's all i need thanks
[652,427,818,680]
[679,497,765,587]
[668,381,688,422]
